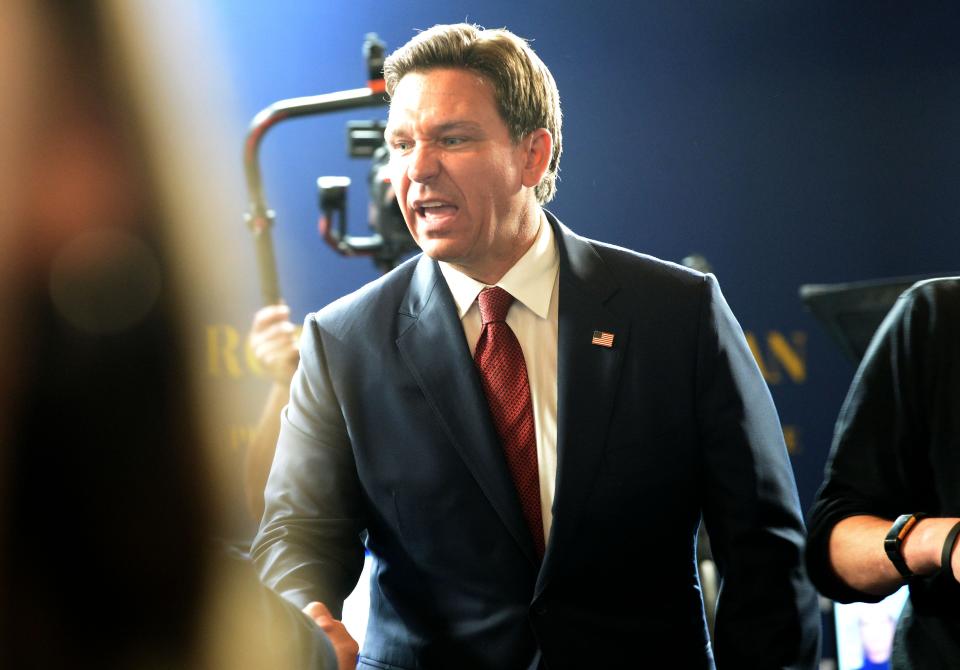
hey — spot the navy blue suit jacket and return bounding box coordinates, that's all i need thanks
[252,214,820,669]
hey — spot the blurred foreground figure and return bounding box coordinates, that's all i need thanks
[0,2,334,667]
[807,277,960,668]
[245,303,300,522]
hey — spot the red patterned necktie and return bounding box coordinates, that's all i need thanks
[474,287,545,559]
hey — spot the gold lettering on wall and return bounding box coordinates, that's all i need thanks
[206,323,302,379]
[207,325,244,378]
[782,424,801,455]
[768,331,807,383]
[745,330,807,385]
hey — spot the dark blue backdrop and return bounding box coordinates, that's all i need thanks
[203,0,959,601]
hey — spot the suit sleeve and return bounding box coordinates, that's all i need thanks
[250,313,366,616]
[695,275,820,669]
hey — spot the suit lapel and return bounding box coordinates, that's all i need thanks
[396,255,539,566]
[537,216,628,596]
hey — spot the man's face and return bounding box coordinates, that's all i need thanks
[385,68,537,283]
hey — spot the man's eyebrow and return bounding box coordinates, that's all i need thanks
[433,121,484,134]
[385,120,484,138]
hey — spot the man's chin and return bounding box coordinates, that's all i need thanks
[418,240,464,264]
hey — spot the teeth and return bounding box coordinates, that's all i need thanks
[415,201,453,217]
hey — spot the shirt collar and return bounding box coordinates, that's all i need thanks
[439,211,558,320]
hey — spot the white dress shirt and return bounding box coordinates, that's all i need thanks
[438,213,559,544]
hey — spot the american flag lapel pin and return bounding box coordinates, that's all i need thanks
[591,330,615,348]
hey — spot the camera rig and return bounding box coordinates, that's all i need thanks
[317,121,414,274]
[242,34,414,305]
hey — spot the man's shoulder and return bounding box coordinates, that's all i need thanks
[306,254,424,333]
[880,275,960,331]
[887,275,960,343]
[559,224,707,296]
[594,238,703,284]
[903,275,960,308]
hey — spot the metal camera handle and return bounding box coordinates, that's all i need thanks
[242,34,388,305]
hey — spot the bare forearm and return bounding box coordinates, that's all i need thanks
[829,514,960,595]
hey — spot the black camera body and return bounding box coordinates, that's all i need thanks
[317,121,416,272]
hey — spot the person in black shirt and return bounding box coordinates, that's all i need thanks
[807,276,960,668]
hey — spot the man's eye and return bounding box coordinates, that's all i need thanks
[442,137,465,147]
[391,140,411,152]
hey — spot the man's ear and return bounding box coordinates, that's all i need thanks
[520,128,552,189]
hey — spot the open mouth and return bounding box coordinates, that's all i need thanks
[416,201,458,219]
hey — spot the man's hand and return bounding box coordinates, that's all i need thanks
[303,601,359,670]
[249,303,300,385]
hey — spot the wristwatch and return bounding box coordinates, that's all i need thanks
[884,513,926,579]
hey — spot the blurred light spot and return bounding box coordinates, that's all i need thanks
[49,229,161,334]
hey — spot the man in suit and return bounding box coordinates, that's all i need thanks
[252,23,819,669]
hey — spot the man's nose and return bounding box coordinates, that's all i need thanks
[407,143,440,183]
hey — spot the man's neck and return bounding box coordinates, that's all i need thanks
[454,208,543,285]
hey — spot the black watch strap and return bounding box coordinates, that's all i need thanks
[884,513,926,579]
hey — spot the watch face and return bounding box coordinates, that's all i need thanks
[888,514,915,541]
[885,514,920,579]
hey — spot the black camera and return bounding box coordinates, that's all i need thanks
[317,121,416,272]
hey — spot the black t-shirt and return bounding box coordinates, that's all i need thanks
[806,277,960,669]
